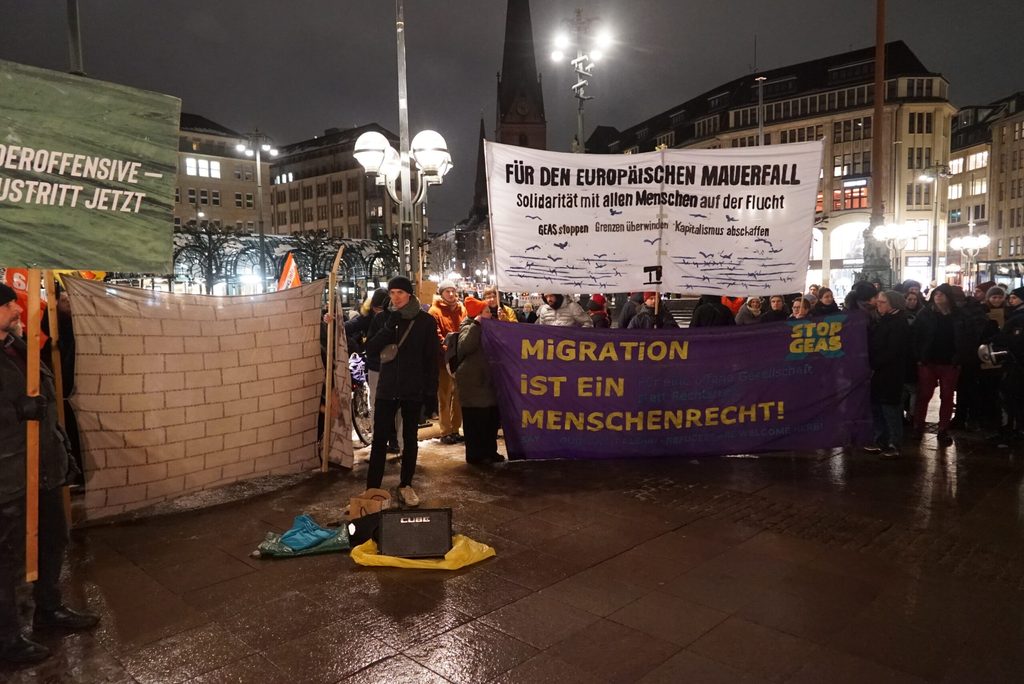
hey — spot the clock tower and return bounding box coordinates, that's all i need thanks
[496,0,546,150]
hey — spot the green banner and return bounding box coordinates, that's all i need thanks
[0,59,180,272]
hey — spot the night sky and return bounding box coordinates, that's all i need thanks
[1,0,1020,235]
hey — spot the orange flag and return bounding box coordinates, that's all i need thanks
[277,252,301,290]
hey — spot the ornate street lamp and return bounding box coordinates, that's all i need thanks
[551,9,613,152]
[949,221,990,290]
[871,222,919,285]
[354,129,451,282]
[353,1,453,286]
[236,131,278,292]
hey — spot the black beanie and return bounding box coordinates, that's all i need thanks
[387,276,414,295]
[1010,286,1024,301]
[0,283,16,307]
[370,288,389,309]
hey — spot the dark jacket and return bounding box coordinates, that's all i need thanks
[869,311,911,404]
[343,311,376,355]
[1,334,72,502]
[912,305,973,366]
[617,293,645,328]
[454,317,496,407]
[364,297,439,402]
[690,296,736,327]
[588,301,611,328]
[811,301,840,317]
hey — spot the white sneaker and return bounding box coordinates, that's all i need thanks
[397,486,419,507]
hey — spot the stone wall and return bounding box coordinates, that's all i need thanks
[65,278,325,521]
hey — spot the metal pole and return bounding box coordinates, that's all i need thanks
[66,0,85,75]
[255,143,269,291]
[396,0,416,282]
[576,56,586,154]
[930,180,939,284]
[756,76,765,145]
[870,0,885,230]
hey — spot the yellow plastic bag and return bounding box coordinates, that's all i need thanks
[350,534,496,570]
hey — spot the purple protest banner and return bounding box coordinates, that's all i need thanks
[481,314,872,460]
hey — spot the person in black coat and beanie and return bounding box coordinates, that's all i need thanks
[867,290,911,457]
[363,277,439,507]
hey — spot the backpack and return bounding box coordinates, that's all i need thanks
[443,331,461,375]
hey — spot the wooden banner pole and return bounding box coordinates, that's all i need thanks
[25,269,42,582]
[321,246,345,472]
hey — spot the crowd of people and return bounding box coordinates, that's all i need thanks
[344,276,1024,496]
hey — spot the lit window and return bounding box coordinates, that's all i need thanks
[947,183,962,200]
[185,157,197,176]
[967,151,989,170]
[210,161,221,179]
[948,158,964,174]
[197,158,210,177]
[970,178,987,195]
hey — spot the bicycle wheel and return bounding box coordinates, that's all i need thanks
[352,383,373,446]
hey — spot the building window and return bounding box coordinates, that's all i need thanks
[970,178,987,195]
[187,188,196,204]
[907,147,932,170]
[906,183,932,207]
[967,151,989,170]
[276,212,285,225]
[175,187,180,204]
[907,78,933,98]
[236,221,243,232]
[695,116,719,138]
[972,204,986,220]
[210,161,221,179]
[211,190,220,206]
[331,179,344,194]
[185,157,197,176]
[948,158,964,174]
[948,184,962,200]
[234,192,243,208]
[303,207,313,222]
[948,208,961,223]
[833,187,870,211]
[199,189,209,205]
[655,131,675,148]
[245,193,254,208]
[332,204,344,218]
[234,166,242,180]
[173,217,181,227]
[302,185,313,200]
[317,205,328,220]
[290,210,300,223]
[347,200,358,216]
[247,221,254,232]
[244,167,253,181]
[908,112,933,134]
[317,182,327,197]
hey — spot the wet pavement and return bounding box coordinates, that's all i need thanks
[4,414,1024,683]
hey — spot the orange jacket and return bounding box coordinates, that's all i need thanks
[428,295,466,352]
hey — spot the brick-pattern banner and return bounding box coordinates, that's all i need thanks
[65,278,327,521]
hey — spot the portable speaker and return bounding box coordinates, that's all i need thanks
[377,508,453,558]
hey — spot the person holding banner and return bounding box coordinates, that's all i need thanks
[364,277,439,507]
[537,293,592,327]
[0,284,98,665]
[455,297,504,465]
[482,286,518,323]
[429,280,466,445]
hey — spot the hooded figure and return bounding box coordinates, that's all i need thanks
[537,293,592,327]
[690,294,736,327]
[734,297,764,325]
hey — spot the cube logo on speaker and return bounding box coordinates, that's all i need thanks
[379,508,453,558]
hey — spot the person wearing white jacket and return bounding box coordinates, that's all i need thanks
[536,293,593,327]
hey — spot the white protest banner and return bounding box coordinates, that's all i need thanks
[484,140,823,295]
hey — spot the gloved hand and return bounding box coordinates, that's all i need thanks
[14,395,47,422]
[422,394,438,417]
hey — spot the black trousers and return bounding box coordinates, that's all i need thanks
[0,488,68,638]
[463,405,500,463]
[367,399,422,489]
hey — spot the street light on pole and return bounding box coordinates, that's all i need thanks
[353,1,453,286]
[918,163,951,285]
[236,131,278,292]
[551,9,612,153]
[872,222,918,284]
[354,129,452,281]
[949,220,990,291]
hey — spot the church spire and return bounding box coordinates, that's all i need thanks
[496,0,546,149]
[470,117,489,220]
